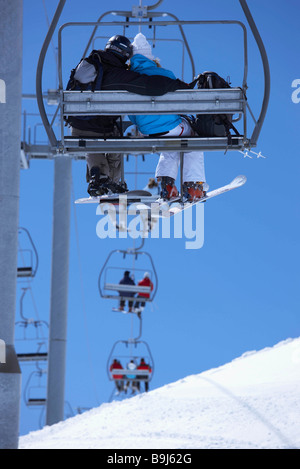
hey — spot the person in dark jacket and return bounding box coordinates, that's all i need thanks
[118,270,136,312]
[67,35,191,197]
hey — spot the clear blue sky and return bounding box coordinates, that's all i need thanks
[18,0,300,435]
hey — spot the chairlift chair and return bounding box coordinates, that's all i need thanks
[17,342,48,364]
[17,228,39,279]
[107,339,154,386]
[98,248,158,308]
[34,0,270,169]
[24,369,47,407]
[17,352,48,363]
[15,288,49,342]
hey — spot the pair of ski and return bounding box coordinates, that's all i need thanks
[75,175,247,217]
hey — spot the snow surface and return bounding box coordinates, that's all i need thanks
[19,337,300,449]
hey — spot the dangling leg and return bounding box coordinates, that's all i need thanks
[106,153,128,193]
[182,151,207,201]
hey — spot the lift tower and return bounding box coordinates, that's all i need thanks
[0,0,22,449]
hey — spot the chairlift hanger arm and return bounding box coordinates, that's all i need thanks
[82,6,194,76]
[239,0,270,146]
[147,1,164,10]
[36,0,66,149]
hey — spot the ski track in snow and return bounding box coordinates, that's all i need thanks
[19,338,300,449]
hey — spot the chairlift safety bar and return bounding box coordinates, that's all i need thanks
[110,369,151,376]
[62,89,245,116]
[105,283,152,294]
[17,353,48,363]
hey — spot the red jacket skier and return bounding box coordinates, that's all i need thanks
[137,273,153,299]
[137,358,152,392]
[134,272,153,312]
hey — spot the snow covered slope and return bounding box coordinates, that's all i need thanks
[19,338,300,449]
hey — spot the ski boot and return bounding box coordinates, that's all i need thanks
[159,176,179,200]
[87,167,110,197]
[182,181,206,202]
[100,177,128,195]
[88,167,128,196]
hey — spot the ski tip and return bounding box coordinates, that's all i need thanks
[233,175,247,186]
[75,197,100,204]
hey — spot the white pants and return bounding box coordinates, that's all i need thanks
[155,119,206,183]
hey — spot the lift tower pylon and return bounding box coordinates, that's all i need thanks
[0,0,22,450]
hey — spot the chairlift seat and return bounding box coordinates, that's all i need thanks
[105,283,152,294]
[27,398,47,406]
[17,266,33,278]
[64,135,245,154]
[17,352,48,363]
[110,368,152,380]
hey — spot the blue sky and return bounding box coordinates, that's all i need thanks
[17,0,300,435]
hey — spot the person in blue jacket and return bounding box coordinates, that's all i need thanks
[128,33,207,202]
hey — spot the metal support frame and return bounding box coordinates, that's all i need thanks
[45,156,72,427]
[0,0,23,450]
[35,0,71,427]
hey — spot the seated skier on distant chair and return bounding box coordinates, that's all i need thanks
[124,359,139,394]
[134,272,153,314]
[136,358,152,393]
[109,359,124,394]
[128,33,208,202]
[118,270,136,312]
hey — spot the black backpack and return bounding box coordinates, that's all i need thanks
[65,51,104,128]
[66,50,103,92]
[190,71,240,140]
